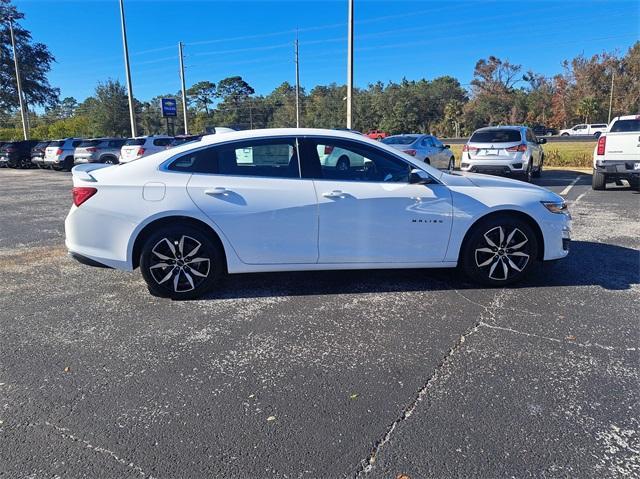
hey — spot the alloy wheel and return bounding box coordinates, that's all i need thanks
[474,226,530,281]
[148,235,211,293]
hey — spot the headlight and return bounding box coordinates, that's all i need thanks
[541,201,569,214]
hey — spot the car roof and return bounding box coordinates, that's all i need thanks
[474,126,524,131]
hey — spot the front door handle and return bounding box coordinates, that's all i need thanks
[204,187,228,196]
[322,190,345,198]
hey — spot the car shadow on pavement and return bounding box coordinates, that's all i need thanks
[202,240,639,300]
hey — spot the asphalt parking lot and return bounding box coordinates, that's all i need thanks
[0,168,638,478]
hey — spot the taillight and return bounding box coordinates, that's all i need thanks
[137,147,146,156]
[597,135,606,156]
[462,145,478,152]
[324,145,334,155]
[403,149,417,156]
[56,148,63,155]
[5,147,16,153]
[86,147,97,153]
[506,144,528,153]
[72,187,97,207]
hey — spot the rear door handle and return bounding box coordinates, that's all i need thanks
[322,190,345,198]
[204,187,228,196]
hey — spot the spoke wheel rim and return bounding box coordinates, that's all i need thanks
[474,226,530,281]
[149,235,211,293]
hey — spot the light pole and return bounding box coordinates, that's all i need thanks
[8,18,29,140]
[346,0,354,129]
[178,41,189,134]
[608,70,615,124]
[295,32,300,128]
[118,0,137,137]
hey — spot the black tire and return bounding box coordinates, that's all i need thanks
[20,157,31,169]
[627,177,639,190]
[523,162,533,183]
[139,224,224,300]
[462,215,538,287]
[63,156,74,171]
[103,156,119,165]
[592,169,606,190]
[424,157,431,165]
[448,157,455,170]
[336,156,350,171]
[532,155,543,178]
[561,132,569,137]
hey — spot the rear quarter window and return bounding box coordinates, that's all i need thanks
[48,141,64,147]
[609,119,640,133]
[153,138,173,147]
[124,138,146,146]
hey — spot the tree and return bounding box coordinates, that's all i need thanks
[0,0,59,112]
[187,81,217,115]
[91,80,131,137]
[577,97,598,124]
[215,76,255,128]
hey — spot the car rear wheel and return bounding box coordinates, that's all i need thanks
[140,224,224,300]
[103,156,119,165]
[592,169,606,190]
[336,156,350,171]
[524,162,533,182]
[424,157,431,165]
[447,157,455,170]
[628,177,639,190]
[462,215,538,286]
[532,156,543,178]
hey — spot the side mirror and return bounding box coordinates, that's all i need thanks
[409,168,432,184]
[537,138,547,144]
[443,144,451,149]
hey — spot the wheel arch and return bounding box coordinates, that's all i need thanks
[131,215,228,271]
[458,209,545,262]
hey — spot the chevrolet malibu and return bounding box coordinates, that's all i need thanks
[65,128,571,300]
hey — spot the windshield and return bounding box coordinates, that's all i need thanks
[382,136,418,145]
[124,138,146,146]
[610,119,640,133]
[470,129,522,143]
[34,142,49,149]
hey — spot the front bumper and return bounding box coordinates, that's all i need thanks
[31,156,45,166]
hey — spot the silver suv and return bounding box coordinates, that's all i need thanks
[74,138,128,165]
[44,138,83,171]
[461,126,546,181]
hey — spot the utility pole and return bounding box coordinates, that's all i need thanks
[294,32,300,128]
[346,0,354,129]
[8,18,28,140]
[119,0,137,137]
[608,70,615,124]
[178,41,189,135]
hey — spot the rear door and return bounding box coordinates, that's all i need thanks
[184,137,319,265]
[300,137,452,264]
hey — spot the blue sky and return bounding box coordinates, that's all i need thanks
[15,0,640,103]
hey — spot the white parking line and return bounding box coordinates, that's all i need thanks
[573,191,588,205]
[560,176,584,196]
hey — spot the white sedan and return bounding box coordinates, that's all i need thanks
[65,128,571,299]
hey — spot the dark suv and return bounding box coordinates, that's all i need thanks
[0,140,40,168]
[30,141,50,168]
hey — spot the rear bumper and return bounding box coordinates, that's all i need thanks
[69,252,113,269]
[31,156,45,165]
[460,155,528,175]
[594,160,640,178]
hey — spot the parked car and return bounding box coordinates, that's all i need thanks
[365,129,388,140]
[382,134,455,170]
[44,138,83,171]
[592,115,640,190]
[66,128,570,300]
[532,125,557,137]
[74,138,127,165]
[461,126,546,181]
[558,123,608,138]
[0,140,40,168]
[120,135,173,163]
[30,141,50,168]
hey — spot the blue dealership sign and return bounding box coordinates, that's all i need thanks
[161,98,177,117]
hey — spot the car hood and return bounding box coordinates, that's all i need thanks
[441,172,561,199]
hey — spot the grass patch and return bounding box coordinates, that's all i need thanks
[449,141,595,168]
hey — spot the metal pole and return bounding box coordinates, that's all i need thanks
[119,0,137,137]
[346,0,354,129]
[295,33,300,128]
[8,18,28,140]
[608,70,615,124]
[178,41,189,135]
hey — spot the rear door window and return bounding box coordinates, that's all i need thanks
[218,139,299,178]
[79,140,100,147]
[470,129,522,143]
[153,138,173,147]
[48,140,64,147]
[71,141,82,148]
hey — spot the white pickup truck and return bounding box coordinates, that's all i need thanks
[559,123,608,137]
[592,115,640,190]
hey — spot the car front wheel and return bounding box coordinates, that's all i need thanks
[462,216,538,286]
[140,224,223,300]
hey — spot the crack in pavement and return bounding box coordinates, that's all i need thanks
[353,290,508,477]
[44,421,154,478]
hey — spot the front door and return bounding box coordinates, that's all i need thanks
[299,137,453,264]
